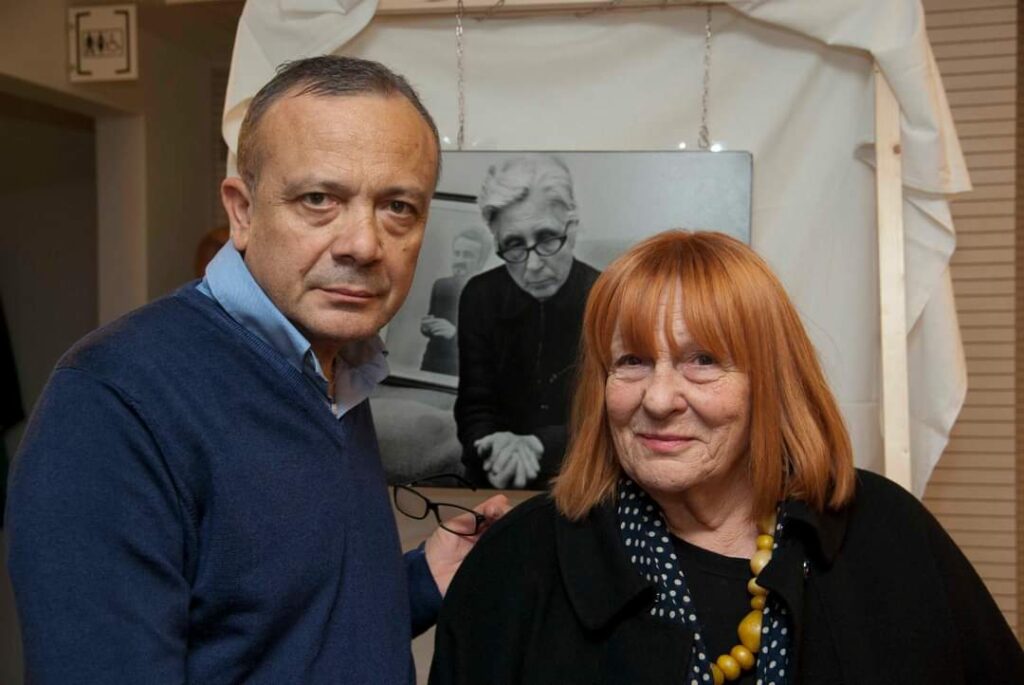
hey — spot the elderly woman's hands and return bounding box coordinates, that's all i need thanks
[475,431,543,488]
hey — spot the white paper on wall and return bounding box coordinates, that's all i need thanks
[221,0,968,495]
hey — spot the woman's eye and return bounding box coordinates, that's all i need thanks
[694,353,716,366]
[615,354,644,367]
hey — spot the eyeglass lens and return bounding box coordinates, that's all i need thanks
[436,504,481,535]
[501,236,566,263]
[394,486,430,519]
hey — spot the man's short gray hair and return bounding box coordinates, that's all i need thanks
[237,55,440,189]
[478,155,578,230]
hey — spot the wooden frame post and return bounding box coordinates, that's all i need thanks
[874,65,912,491]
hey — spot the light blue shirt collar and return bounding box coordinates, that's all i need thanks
[197,243,389,417]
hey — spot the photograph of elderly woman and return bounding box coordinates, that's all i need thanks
[372,151,751,488]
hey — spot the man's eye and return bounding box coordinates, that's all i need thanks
[388,200,415,215]
[302,192,330,207]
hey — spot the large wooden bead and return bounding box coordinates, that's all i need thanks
[710,663,725,685]
[756,534,774,551]
[747,577,768,596]
[749,549,772,576]
[730,645,755,669]
[716,654,741,681]
[738,609,763,652]
[757,512,777,535]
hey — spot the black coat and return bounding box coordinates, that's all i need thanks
[430,470,1024,684]
[454,260,600,487]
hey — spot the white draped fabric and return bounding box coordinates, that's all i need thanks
[222,0,969,495]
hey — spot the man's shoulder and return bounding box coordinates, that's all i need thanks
[60,285,224,378]
[431,274,463,295]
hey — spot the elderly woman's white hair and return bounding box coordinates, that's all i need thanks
[478,155,578,229]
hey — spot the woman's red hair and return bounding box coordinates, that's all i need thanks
[551,230,855,521]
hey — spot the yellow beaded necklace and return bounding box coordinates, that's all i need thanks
[707,512,776,685]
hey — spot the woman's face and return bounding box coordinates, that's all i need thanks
[605,296,751,500]
[491,192,577,301]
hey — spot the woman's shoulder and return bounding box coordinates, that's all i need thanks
[472,493,562,554]
[849,468,930,520]
[440,494,563,612]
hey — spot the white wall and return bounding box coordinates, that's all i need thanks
[0,90,99,685]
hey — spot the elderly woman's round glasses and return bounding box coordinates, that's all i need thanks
[495,223,573,264]
[392,473,487,536]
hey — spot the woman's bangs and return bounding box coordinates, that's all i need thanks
[679,253,737,368]
[599,256,682,366]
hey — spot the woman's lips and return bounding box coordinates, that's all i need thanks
[636,432,696,454]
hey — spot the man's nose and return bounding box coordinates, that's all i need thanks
[329,204,383,264]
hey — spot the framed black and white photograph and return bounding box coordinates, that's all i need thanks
[382,194,491,389]
[372,150,752,489]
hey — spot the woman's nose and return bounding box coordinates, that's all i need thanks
[641,364,688,417]
[525,248,546,272]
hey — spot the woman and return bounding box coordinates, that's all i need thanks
[430,231,1023,684]
[455,154,600,489]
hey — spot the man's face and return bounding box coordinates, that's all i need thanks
[492,192,577,301]
[227,93,438,349]
[451,236,484,277]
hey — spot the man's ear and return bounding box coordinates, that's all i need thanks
[221,176,255,252]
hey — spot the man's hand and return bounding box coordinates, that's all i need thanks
[475,432,543,489]
[423,494,511,596]
[420,315,457,340]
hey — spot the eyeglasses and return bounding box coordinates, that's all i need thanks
[495,221,574,264]
[392,473,487,536]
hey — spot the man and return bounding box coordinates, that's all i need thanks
[455,155,600,490]
[6,56,506,684]
[419,226,489,375]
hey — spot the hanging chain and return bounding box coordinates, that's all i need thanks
[455,0,467,150]
[698,5,712,150]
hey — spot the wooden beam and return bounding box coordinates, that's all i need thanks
[874,64,913,492]
[377,0,727,17]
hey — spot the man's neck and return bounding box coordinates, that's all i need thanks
[312,344,340,396]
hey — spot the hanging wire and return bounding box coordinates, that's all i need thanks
[456,0,467,149]
[480,0,506,20]
[698,4,712,150]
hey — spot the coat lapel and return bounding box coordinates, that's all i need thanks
[554,501,693,683]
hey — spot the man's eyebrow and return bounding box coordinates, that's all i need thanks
[380,185,431,205]
[280,177,353,197]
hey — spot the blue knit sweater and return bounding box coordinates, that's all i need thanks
[6,285,429,684]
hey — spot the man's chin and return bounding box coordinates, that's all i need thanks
[301,310,389,345]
